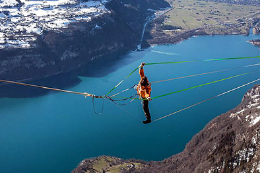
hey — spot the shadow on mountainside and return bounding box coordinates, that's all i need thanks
[0,49,146,98]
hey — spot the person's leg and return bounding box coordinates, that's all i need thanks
[142,100,151,123]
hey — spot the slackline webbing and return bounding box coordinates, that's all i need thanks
[108,63,260,99]
[106,67,139,96]
[152,78,260,123]
[112,69,260,100]
[1,56,259,102]
[151,72,249,99]
[145,56,260,66]
[151,63,260,84]
[106,56,260,96]
[0,79,102,98]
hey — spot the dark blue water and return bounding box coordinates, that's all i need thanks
[1,33,260,173]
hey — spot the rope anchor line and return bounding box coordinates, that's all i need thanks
[112,68,260,101]
[0,55,260,119]
[0,79,103,99]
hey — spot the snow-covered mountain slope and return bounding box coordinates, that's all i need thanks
[0,0,109,49]
[0,0,170,81]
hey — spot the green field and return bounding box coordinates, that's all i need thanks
[88,156,144,173]
[164,0,260,30]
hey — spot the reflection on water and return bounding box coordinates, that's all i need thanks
[0,50,142,98]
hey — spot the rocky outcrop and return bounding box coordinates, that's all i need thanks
[71,156,146,173]
[0,0,169,81]
[249,39,260,49]
[73,84,260,173]
[253,27,260,34]
[253,22,260,35]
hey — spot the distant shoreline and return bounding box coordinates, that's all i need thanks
[143,0,260,46]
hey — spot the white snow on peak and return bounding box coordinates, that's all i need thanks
[250,114,260,127]
[230,88,260,127]
[0,0,110,49]
[257,162,260,172]
[79,1,103,7]
[230,109,245,118]
[1,0,18,7]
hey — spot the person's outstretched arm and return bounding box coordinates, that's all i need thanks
[139,62,145,78]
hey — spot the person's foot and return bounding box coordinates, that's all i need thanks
[143,119,151,124]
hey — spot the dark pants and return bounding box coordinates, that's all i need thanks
[142,100,151,120]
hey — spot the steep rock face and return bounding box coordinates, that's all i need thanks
[253,21,260,35]
[72,84,260,173]
[0,0,169,81]
[0,13,129,80]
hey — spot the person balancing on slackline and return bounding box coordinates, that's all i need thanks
[136,62,152,124]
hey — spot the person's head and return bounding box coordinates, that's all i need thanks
[141,76,149,87]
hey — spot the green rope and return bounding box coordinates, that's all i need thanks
[106,55,260,96]
[151,72,249,99]
[113,70,259,100]
[152,78,260,123]
[145,56,260,65]
[151,62,260,84]
[145,60,194,65]
[106,67,139,96]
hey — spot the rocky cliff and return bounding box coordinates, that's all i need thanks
[72,84,260,173]
[249,39,260,49]
[0,0,169,81]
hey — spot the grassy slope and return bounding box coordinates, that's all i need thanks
[163,0,260,30]
[84,156,144,173]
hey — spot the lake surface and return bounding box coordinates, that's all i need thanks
[1,33,260,173]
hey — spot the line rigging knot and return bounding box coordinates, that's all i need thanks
[94,95,103,99]
[83,93,93,98]
[104,95,112,101]
[83,93,103,98]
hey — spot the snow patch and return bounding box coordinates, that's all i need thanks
[257,162,260,172]
[0,0,110,49]
[251,94,260,99]
[250,115,260,126]
[247,103,259,109]
[1,0,18,7]
[230,109,245,118]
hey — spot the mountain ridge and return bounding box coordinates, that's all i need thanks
[0,0,169,81]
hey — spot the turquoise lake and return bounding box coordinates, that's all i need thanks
[1,33,260,173]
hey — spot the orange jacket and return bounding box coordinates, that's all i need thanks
[137,68,151,98]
